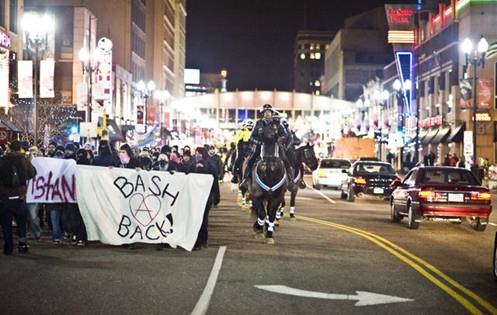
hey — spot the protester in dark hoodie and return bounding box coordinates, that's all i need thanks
[152,153,176,172]
[118,144,139,169]
[46,141,57,157]
[93,140,119,167]
[76,148,92,165]
[191,147,220,250]
[0,140,36,255]
[178,151,194,173]
[62,143,87,246]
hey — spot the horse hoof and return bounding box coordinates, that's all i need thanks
[265,238,275,245]
[254,232,265,239]
[274,221,280,227]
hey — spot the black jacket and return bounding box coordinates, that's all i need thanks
[93,154,119,167]
[250,118,287,145]
[0,152,37,198]
[190,158,220,206]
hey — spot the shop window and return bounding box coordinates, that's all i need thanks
[9,0,17,33]
[0,1,4,27]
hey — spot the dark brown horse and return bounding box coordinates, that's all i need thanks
[248,143,287,244]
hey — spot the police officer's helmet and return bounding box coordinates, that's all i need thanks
[245,119,254,128]
[260,103,274,113]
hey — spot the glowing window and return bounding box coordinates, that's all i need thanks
[315,52,321,59]
[300,53,306,60]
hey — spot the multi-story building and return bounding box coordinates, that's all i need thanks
[0,0,23,111]
[382,0,497,166]
[25,0,186,130]
[293,30,335,95]
[323,7,393,102]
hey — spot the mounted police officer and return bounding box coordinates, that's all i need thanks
[240,104,296,191]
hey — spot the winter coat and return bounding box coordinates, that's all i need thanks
[0,152,37,198]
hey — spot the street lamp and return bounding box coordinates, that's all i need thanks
[154,89,171,144]
[460,36,488,171]
[137,80,156,132]
[79,46,102,123]
[23,12,55,145]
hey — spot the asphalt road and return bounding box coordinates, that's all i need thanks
[1,176,497,315]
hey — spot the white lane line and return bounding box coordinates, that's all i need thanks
[312,188,336,204]
[191,246,227,315]
[489,222,497,227]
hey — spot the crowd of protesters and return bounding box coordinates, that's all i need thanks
[0,139,226,255]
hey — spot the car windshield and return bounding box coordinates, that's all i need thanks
[420,169,479,185]
[321,160,350,169]
[355,163,395,175]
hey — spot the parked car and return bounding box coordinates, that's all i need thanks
[341,161,400,201]
[390,166,492,230]
[312,158,351,190]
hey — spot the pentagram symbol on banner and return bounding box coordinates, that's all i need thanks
[129,193,162,226]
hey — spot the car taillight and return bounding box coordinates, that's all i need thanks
[419,190,435,200]
[354,176,366,185]
[470,192,492,201]
[419,190,448,202]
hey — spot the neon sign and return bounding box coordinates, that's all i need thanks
[395,51,414,114]
[0,30,11,50]
[387,8,415,24]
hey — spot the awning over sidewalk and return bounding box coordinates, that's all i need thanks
[431,126,451,145]
[0,116,21,132]
[447,123,465,143]
[418,130,428,143]
[421,129,438,145]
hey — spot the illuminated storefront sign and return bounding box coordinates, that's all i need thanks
[419,116,443,128]
[385,4,416,29]
[395,51,413,113]
[0,30,11,50]
[388,30,415,44]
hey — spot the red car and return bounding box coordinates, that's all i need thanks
[390,166,492,230]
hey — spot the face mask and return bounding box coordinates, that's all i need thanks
[119,152,130,164]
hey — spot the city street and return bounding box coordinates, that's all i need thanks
[1,176,497,315]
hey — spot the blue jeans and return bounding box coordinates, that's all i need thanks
[26,203,41,238]
[50,208,62,241]
[0,198,28,254]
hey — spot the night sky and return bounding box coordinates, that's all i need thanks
[186,0,412,91]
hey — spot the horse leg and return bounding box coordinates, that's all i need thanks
[290,190,297,219]
[252,198,265,238]
[265,198,282,244]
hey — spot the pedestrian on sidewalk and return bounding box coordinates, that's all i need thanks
[0,140,37,255]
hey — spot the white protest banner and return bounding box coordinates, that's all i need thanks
[76,165,214,251]
[27,157,77,203]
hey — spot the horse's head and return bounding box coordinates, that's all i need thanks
[300,143,318,171]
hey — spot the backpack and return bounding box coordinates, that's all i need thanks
[3,155,28,188]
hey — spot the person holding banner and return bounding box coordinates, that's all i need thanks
[26,146,42,241]
[192,147,220,250]
[0,140,36,255]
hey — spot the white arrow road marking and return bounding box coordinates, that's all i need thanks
[254,285,414,306]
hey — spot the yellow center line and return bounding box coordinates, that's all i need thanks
[298,215,490,315]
